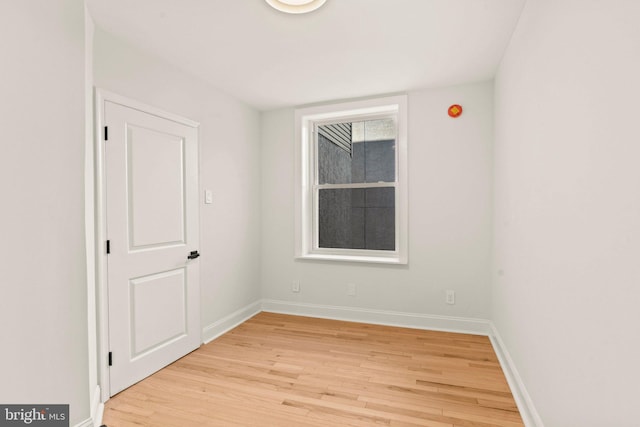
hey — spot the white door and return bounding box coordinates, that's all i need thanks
[104,99,200,396]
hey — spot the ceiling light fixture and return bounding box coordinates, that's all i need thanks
[265,0,327,14]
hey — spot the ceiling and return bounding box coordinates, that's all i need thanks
[87,0,525,111]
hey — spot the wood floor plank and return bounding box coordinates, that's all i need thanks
[102,312,523,427]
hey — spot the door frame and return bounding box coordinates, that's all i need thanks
[94,89,201,402]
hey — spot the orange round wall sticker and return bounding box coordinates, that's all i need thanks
[448,104,463,118]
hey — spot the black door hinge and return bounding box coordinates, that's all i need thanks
[106,240,110,254]
[104,126,108,141]
[108,352,113,366]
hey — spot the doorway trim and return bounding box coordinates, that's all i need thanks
[94,88,200,402]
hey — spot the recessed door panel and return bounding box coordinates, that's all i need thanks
[130,268,187,357]
[128,125,185,250]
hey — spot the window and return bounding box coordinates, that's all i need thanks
[295,95,408,264]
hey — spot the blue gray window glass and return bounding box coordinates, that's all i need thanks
[317,118,396,250]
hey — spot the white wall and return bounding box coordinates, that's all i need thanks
[493,0,640,425]
[261,82,494,322]
[0,1,90,425]
[93,29,262,333]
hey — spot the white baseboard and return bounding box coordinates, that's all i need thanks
[201,300,262,344]
[91,384,104,427]
[261,299,492,335]
[489,323,544,427]
[73,385,103,427]
[91,386,104,427]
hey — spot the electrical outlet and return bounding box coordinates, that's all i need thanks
[347,283,356,296]
[292,281,300,293]
[446,290,455,305]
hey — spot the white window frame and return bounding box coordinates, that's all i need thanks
[294,95,408,264]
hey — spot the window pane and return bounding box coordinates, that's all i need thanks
[318,188,395,250]
[318,118,395,184]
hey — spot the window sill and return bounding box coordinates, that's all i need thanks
[296,253,407,265]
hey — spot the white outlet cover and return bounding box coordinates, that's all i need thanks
[446,290,455,305]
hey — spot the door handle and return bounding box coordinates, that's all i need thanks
[187,250,200,260]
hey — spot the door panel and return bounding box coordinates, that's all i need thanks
[128,125,186,249]
[130,268,187,358]
[105,100,200,396]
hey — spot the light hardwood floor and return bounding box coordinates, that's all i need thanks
[102,312,523,427]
